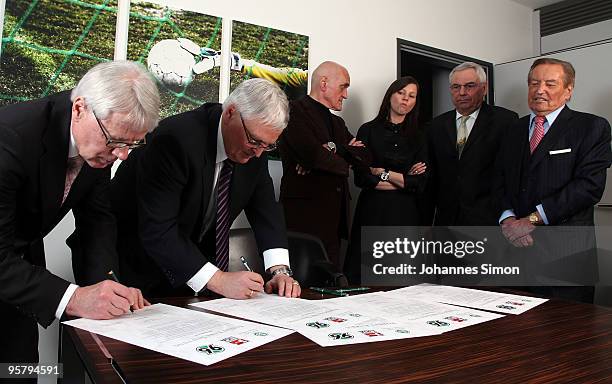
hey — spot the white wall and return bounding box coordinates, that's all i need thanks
[158,0,534,131]
[38,0,534,380]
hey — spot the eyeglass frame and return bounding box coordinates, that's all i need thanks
[449,82,484,93]
[239,113,278,152]
[93,111,146,150]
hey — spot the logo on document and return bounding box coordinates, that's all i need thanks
[253,332,268,337]
[328,332,354,340]
[306,321,330,329]
[426,320,450,327]
[506,301,524,306]
[222,336,249,345]
[444,316,467,323]
[324,317,348,323]
[196,344,225,355]
[496,305,515,310]
[395,329,411,334]
[360,330,383,337]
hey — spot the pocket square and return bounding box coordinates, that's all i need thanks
[549,148,571,155]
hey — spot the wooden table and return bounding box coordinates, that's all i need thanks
[59,289,612,383]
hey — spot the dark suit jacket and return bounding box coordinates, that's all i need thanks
[0,91,118,327]
[500,106,611,285]
[425,103,518,225]
[111,103,288,295]
[501,106,611,225]
[278,96,370,244]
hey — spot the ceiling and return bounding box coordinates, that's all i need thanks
[510,0,566,9]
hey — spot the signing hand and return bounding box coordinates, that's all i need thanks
[207,270,264,299]
[409,162,427,175]
[265,274,301,298]
[65,280,149,319]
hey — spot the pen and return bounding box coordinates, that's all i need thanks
[309,287,348,297]
[240,256,252,272]
[108,270,134,313]
[336,287,371,293]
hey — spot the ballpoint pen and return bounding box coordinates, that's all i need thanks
[108,270,134,313]
[240,256,252,272]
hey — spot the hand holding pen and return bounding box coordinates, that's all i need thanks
[64,271,149,320]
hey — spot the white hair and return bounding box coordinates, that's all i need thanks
[449,62,487,84]
[222,78,289,132]
[71,60,160,132]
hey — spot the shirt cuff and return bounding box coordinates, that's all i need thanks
[55,284,79,320]
[263,248,290,271]
[499,210,516,224]
[536,204,549,225]
[187,263,219,293]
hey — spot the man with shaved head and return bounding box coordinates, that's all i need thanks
[278,61,370,268]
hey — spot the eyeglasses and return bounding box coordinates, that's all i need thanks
[239,113,277,152]
[450,82,482,93]
[93,112,146,149]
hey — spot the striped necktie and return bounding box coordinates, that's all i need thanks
[530,115,546,154]
[215,159,234,272]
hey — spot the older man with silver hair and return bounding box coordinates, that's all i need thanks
[424,61,518,226]
[111,78,301,300]
[0,60,159,366]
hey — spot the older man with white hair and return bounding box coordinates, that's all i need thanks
[111,78,301,300]
[425,61,518,226]
[0,60,159,367]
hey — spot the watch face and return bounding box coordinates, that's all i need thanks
[327,141,336,151]
[380,172,389,181]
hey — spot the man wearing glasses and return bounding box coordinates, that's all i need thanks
[111,78,301,299]
[0,61,158,367]
[424,62,518,226]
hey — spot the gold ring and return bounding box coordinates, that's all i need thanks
[292,281,300,286]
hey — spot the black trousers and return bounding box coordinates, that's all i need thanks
[0,301,39,384]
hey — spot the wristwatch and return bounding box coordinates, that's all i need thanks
[326,141,336,152]
[270,266,293,277]
[528,212,541,225]
[379,170,390,181]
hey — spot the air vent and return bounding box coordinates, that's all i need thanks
[540,0,612,36]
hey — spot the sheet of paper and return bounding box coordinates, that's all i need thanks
[324,293,504,333]
[64,303,293,366]
[190,293,334,327]
[288,307,441,347]
[385,284,548,314]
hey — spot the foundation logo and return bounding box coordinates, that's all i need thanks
[222,336,249,345]
[328,332,354,340]
[444,316,467,322]
[360,330,383,337]
[306,321,330,329]
[253,332,268,336]
[427,320,450,327]
[324,317,347,323]
[196,344,225,355]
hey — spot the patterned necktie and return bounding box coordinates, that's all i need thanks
[215,160,234,272]
[62,156,84,205]
[456,115,469,158]
[530,115,546,154]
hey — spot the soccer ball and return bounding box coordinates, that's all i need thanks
[147,39,197,87]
